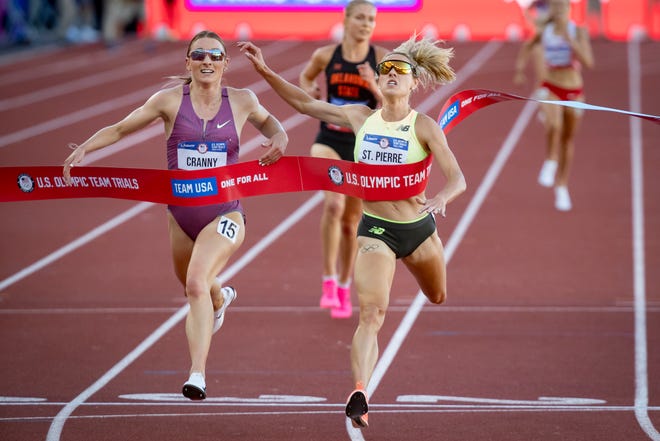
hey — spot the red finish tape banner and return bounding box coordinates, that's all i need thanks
[438,89,660,133]
[4,89,656,206]
[0,155,433,205]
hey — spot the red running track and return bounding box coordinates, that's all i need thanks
[0,37,659,441]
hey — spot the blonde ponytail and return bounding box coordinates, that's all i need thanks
[392,33,455,89]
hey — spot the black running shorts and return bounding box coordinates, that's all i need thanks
[357,212,436,259]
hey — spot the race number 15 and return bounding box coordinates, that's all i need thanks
[217,216,240,243]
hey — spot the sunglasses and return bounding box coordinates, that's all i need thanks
[188,48,226,62]
[376,60,416,76]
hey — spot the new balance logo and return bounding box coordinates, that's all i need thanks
[368,226,385,235]
[396,125,410,132]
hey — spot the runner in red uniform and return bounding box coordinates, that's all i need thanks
[514,0,594,211]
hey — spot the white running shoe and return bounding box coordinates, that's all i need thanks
[554,186,572,211]
[538,160,557,187]
[182,372,206,400]
[213,286,237,334]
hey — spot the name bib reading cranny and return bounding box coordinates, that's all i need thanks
[177,141,227,170]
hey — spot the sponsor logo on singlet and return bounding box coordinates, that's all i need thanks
[177,141,227,170]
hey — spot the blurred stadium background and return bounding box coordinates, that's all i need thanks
[1,0,659,52]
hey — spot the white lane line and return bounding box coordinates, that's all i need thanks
[0,202,153,292]
[348,100,538,439]
[8,404,659,424]
[2,305,655,315]
[45,191,324,441]
[628,39,660,441]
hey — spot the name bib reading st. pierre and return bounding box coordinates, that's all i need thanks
[357,133,409,165]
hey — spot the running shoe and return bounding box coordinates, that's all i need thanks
[182,372,206,400]
[331,285,352,319]
[320,278,340,309]
[554,186,572,211]
[213,286,237,334]
[538,159,557,187]
[345,388,369,428]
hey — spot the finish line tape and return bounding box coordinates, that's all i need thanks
[0,155,432,205]
[2,89,657,206]
[438,88,660,133]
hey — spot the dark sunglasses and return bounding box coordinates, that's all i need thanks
[188,48,226,62]
[376,60,416,76]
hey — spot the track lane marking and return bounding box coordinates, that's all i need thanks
[3,305,658,314]
[8,401,659,424]
[628,39,660,441]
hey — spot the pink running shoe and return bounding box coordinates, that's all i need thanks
[331,285,352,319]
[320,278,340,309]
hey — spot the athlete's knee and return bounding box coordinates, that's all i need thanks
[426,288,447,305]
[185,276,209,300]
[545,119,561,134]
[325,198,345,218]
[340,217,359,237]
[560,131,575,145]
[358,303,387,331]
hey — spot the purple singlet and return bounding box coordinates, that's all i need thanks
[167,85,245,240]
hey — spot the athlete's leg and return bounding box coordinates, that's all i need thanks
[552,104,583,211]
[555,105,583,187]
[541,100,562,162]
[168,211,194,290]
[319,191,344,278]
[531,46,548,123]
[537,95,563,187]
[330,195,363,318]
[350,237,396,386]
[311,143,344,280]
[338,195,362,285]
[181,212,246,377]
[168,212,231,321]
[401,232,447,305]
